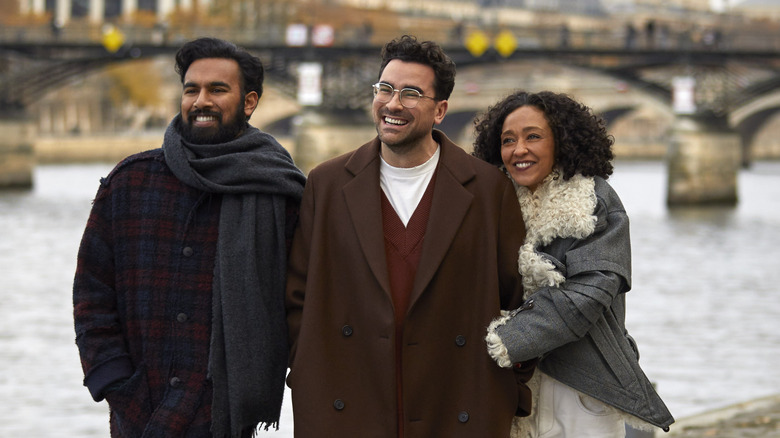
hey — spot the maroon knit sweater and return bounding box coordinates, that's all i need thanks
[380,173,436,437]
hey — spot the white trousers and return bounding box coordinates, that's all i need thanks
[524,373,626,438]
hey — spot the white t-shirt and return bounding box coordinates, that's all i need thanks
[379,146,441,227]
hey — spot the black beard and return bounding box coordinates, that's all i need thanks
[180,106,247,145]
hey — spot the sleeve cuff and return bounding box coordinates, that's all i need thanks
[485,311,513,368]
[84,356,134,401]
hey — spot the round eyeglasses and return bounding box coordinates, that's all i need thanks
[372,82,437,109]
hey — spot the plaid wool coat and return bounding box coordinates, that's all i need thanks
[73,148,296,437]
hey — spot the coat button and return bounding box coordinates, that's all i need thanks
[177,313,188,323]
[169,377,181,388]
[182,247,194,257]
[458,411,469,423]
[333,399,345,410]
[341,325,353,337]
[455,335,466,347]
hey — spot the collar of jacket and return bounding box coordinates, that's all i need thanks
[345,130,476,185]
[514,170,597,295]
[341,129,478,303]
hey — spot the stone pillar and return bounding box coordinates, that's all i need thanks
[32,0,45,15]
[0,113,36,189]
[157,0,174,21]
[123,0,138,20]
[667,114,740,206]
[56,0,72,25]
[89,0,105,23]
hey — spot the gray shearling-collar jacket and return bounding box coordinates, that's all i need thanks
[486,172,674,432]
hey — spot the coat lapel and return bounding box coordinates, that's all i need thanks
[343,139,393,298]
[410,133,475,307]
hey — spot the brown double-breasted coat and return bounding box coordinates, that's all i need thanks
[285,131,529,437]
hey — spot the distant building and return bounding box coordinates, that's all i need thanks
[525,0,607,15]
[601,0,713,13]
[731,0,780,22]
[18,0,215,24]
[17,0,734,26]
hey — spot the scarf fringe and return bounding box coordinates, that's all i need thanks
[215,421,280,438]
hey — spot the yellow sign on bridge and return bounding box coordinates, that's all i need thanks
[465,31,490,57]
[494,30,517,58]
[465,30,518,58]
[102,25,125,53]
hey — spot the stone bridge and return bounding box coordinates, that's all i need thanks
[2,20,780,205]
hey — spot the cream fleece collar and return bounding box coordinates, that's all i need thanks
[514,170,597,296]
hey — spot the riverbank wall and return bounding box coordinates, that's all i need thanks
[33,134,296,165]
[32,134,670,166]
[31,134,780,169]
[664,393,780,437]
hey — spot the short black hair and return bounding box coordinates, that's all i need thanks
[174,37,264,99]
[472,90,614,180]
[378,35,456,101]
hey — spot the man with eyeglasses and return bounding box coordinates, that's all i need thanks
[285,35,533,437]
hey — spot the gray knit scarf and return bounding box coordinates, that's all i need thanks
[162,115,305,437]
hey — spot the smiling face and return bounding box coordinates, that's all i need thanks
[179,57,258,144]
[372,59,447,167]
[500,105,556,192]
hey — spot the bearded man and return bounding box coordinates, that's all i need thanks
[73,37,305,438]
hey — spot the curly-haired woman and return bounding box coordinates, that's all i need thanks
[473,90,674,437]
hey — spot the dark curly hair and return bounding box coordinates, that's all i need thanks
[472,90,614,180]
[175,37,264,99]
[379,35,456,101]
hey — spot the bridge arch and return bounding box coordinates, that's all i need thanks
[730,87,780,163]
[733,106,780,163]
[438,59,676,157]
[8,43,780,165]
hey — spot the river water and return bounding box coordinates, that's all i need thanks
[1,160,778,437]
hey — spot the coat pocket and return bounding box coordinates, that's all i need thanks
[106,362,153,437]
[588,317,640,391]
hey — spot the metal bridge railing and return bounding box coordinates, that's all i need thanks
[3,21,780,55]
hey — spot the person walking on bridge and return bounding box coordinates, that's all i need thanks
[73,37,305,437]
